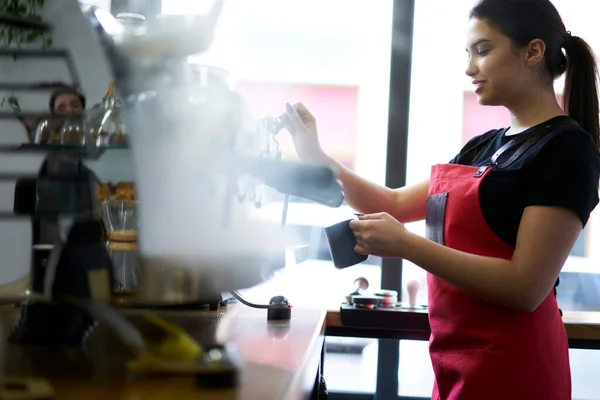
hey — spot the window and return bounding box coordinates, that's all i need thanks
[162,0,394,394]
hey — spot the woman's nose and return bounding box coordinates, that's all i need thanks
[465,60,478,77]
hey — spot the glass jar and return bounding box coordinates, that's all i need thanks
[89,83,128,147]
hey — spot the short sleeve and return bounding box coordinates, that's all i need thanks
[525,129,600,226]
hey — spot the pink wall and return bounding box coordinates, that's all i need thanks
[236,81,359,168]
[235,85,567,167]
[462,92,565,143]
[462,92,510,143]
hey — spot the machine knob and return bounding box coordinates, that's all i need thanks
[267,296,292,320]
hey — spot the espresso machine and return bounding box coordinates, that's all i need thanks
[0,0,344,388]
[80,2,343,306]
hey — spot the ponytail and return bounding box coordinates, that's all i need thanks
[563,35,600,151]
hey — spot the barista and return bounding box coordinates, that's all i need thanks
[14,84,93,292]
[14,83,90,212]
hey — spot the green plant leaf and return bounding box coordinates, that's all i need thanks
[0,0,50,53]
[8,96,20,111]
[26,30,40,42]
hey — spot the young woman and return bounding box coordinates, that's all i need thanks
[284,0,600,399]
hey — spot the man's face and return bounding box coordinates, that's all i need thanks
[53,93,84,115]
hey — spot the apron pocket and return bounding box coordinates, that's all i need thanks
[426,193,448,245]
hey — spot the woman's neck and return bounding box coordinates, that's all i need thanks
[505,87,566,136]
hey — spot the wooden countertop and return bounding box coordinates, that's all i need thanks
[1,305,326,400]
[324,307,600,342]
[562,310,600,341]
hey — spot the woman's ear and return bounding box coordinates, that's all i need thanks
[524,38,546,67]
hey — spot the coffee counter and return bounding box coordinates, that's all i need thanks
[0,305,326,400]
[325,307,600,348]
[0,302,598,400]
[563,310,600,343]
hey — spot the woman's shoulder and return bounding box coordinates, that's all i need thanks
[524,119,600,226]
[535,119,600,166]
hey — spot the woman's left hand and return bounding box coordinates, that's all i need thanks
[349,213,411,258]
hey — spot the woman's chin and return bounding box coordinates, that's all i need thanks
[476,94,499,107]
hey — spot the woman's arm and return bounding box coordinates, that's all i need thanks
[402,205,582,311]
[322,153,429,223]
[285,102,429,223]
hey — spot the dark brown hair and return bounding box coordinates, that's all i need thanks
[470,0,600,150]
[48,83,86,113]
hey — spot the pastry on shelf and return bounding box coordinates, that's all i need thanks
[115,182,135,200]
[96,183,111,201]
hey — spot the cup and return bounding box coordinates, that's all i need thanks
[324,219,368,269]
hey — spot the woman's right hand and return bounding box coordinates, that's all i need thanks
[285,102,327,163]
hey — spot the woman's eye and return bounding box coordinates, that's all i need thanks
[477,48,490,56]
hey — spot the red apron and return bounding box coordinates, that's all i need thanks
[426,126,572,400]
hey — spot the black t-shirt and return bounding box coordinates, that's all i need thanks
[450,115,600,248]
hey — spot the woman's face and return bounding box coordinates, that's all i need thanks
[465,18,534,107]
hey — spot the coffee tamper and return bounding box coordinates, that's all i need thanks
[401,279,425,309]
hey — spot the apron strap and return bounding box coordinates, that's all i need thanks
[490,124,550,166]
[455,129,500,165]
[492,120,580,169]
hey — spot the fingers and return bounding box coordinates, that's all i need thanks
[357,213,386,221]
[348,219,361,231]
[354,244,369,255]
[291,101,314,122]
[285,102,305,134]
[350,221,370,254]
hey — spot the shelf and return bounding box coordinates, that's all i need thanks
[0,49,68,58]
[0,15,51,31]
[0,143,129,160]
[21,143,128,151]
[0,211,96,220]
